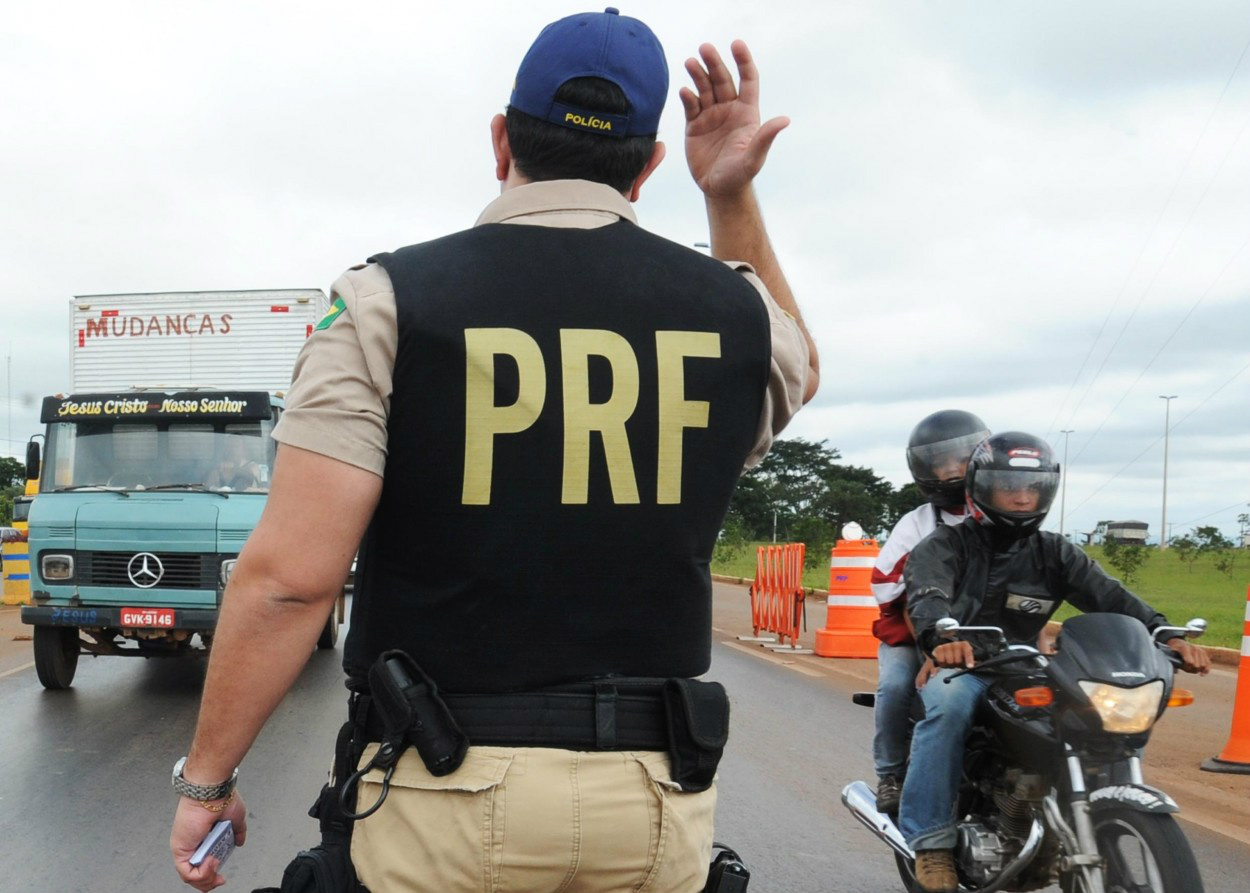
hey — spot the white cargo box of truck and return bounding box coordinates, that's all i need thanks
[69,288,329,392]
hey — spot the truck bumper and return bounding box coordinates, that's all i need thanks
[20,605,220,630]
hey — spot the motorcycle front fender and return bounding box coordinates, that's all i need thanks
[1087,782,1179,815]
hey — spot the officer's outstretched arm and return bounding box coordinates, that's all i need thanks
[680,39,819,403]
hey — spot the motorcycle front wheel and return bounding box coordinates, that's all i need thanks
[1061,806,1204,893]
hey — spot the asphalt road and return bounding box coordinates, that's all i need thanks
[0,587,1247,892]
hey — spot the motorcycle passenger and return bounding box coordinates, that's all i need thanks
[869,410,988,814]
[899,431,1210,893]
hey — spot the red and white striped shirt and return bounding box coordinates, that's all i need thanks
[871,503,966,646]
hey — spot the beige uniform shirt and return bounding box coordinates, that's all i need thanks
[273,180,809,475]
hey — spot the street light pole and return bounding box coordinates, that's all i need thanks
[1059,429,1074,538]
[1159,395,1177,549]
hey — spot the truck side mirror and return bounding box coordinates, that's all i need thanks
[25,440,41,482]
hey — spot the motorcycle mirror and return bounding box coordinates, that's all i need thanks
[1185,618,1207,639]
[936,618,960,639]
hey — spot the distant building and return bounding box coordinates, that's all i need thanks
[1106,520,1149,545]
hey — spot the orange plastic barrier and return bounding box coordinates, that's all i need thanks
[1202,585,1250,774]
[748,544,806,647]
[814,537,880,658]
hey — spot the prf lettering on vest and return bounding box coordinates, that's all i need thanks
[462,327,721,506]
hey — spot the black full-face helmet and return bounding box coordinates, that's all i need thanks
[965,431,1060,541]
[906,410,991,508]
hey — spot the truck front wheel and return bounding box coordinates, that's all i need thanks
[316,606,339,650]
[34,626,80,690]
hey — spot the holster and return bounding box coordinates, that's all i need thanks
[252,718,370,893]
[663,678,730,793]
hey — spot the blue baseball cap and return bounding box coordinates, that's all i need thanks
[509,8,668,138]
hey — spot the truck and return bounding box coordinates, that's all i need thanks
[22,289,344,689]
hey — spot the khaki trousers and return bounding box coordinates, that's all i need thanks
[350,744,716,893]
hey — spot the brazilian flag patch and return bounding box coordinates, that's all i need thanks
[315,296,347,331]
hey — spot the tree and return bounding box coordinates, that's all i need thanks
[790,516,835,569]
[886,483,927,531]
[713,514,750,565]
[1192,526,1233,554]
[1213,550,1239,579]
[0,456,24,490]
[1170,535,1200,573]
[0,457,24,525]
[1093,520,1114,546]
[730,439,844,540]
[1101,536,1150,586]
[1190,526,1235,579]
[726,437,905,546]
[814,464,896,538]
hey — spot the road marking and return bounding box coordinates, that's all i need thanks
[1177,811,1250,848]
[720,641,823,676]
[0,661,34,680]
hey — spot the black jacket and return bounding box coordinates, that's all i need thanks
[905,520,1167,653]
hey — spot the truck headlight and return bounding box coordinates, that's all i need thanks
[219,559,237,586]
[41,553,75,581]
[1078,680,1164,733]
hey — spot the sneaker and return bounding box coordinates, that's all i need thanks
[875,774,902,814]
[914,849,958,893]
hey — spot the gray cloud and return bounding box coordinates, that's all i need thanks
[2,0,1246,542]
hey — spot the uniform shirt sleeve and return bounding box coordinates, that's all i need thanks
[271,264,396,477]
[731,264,810,470]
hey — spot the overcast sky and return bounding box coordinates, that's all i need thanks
[2,0,1247,542]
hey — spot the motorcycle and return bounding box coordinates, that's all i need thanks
[842,613,1207,893]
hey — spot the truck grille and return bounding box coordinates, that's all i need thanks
[78,551,217,590]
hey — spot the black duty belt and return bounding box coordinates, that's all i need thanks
[356,682,669,751]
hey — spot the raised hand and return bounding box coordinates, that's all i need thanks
[680,40,789,198]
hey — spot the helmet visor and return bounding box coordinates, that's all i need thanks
[972,469,1059,517]
[907,431,987,484]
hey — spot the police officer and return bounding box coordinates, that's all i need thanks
[169,9,817,893]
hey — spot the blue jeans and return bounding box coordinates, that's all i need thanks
[873,642,921,778]
[898,668,992,851]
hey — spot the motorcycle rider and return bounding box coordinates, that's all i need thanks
[900,431,1210,893]
[869,410,989,814]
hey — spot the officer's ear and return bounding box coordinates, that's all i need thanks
[627,141,666,203]
[490,114,513,185]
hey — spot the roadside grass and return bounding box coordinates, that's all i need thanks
[712,541,1248,649]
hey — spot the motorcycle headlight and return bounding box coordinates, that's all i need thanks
[1078,680,1164,733]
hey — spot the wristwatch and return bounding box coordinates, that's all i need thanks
[172,756,238,801]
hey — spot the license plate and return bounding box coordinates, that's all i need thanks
[120,607,176,628]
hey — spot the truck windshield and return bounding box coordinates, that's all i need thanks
[41,419,277,494]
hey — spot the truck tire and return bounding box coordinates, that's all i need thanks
[34,626,80,690]
[317,606,339,650]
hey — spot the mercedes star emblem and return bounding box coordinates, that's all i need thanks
[127,552,165,588]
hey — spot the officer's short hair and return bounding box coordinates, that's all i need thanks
[505,77,657,193]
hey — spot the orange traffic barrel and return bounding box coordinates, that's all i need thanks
[1202,586,1250,774]
[814,535,880,658]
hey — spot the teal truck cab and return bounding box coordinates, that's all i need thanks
[22,388,343,689]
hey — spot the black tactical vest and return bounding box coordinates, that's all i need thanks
[345,220,772,692]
